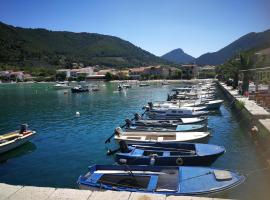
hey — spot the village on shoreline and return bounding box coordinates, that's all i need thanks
[0,64,216,83]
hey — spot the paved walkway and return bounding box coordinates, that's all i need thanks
[0,183,230,200]
[219,82,270,119]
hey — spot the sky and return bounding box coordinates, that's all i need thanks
[0,0,270,58]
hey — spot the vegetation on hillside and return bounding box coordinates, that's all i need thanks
[196,29,270,65]
[0,22,168,69]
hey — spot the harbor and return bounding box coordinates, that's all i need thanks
[1,81,270,199]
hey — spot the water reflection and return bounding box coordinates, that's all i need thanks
[0,142,36,163]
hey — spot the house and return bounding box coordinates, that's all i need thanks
[56,69,71,78]
[56,67,96,79]
[179,64,198,79]
[129,67,146,79]
[9,71,25,81]
[198,65,216,79]
[76,67,95,77]
[97,69,117,75]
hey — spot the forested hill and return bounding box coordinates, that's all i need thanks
[196,29,270,65]
[0,22,168,68]
[161,48,195,64]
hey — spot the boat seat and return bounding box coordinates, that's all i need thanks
[163,151,170,157]
[156,169,179,191]
[213,170,232,181]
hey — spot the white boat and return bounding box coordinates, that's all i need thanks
[146,106,209,119]
[152,99,223,110]
[53,82,71,90]
[0,125,36,154]
[133,113,207,126]
[114,127,210,144]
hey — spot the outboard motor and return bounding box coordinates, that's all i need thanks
[115,127,123,136]
[125,119,132,127]
[119,140,129,153]
[20,124,28,134]
[148,102,153,109]
[167,94,172,101]
[134,113,141,121]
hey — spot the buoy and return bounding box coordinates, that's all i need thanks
[250,126,258,137]
[76,111,80,117]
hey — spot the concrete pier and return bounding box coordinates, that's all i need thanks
[0,183,230,200]
[218,81,270,134]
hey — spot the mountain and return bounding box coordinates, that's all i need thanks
[0,22,168,68]
[161,48,195,64]
[196,29,270,65]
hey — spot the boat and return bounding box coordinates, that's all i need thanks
[139,83,150,87]
[161,82,170,85]
[115,142,225,166]
[71,85,89,93]
[53,82,71,90]
[78,165,244,195]
[152,100,224,110]
[114,127,210,144]
[131,113,207,127]
[146,108,209,119]
[0,124,36,154]
[125,123,207,132]
[92,86,100,92]
[122,84,131,88]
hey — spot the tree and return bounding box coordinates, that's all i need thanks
[105,72,113,81]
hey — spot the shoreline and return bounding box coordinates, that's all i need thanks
[0,183,230,200]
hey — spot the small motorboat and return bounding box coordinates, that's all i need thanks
[152,100,223,110]
[53,82,71,90]
[125,124,207,132]
[71,85,89,93]
[131,114,207,127]
[92,86,100,92]
[114,127,210,144]
[115,141,225,166]
[139,83,150,87]
[146,108,209,120]
[0,124,36,154]
[122,84,131,88]
[78,165,244,195]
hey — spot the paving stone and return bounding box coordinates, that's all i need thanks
[7,186,55,200]
[88,190,130,200]
[0,183,22,200]
[129,192,165,200]
[47,188,92,200]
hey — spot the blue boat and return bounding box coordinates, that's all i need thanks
[115,142,225,166]
[78,165,244,195]
[125,124,207,132]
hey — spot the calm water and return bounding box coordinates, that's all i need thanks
[0,82,270,199]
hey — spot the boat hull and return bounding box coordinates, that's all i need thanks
[0,132,36,154]
[71,88,89,93]
[78,165,245,195]
[115,143,225,166]
[115,153,222,166]
[125,124,206,132]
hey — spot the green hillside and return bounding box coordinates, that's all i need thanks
[0,22,168,68]
[196,29,270,65]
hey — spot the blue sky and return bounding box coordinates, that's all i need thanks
[0,0,269,57]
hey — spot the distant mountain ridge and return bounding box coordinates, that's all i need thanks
[195,29,270,65]
[0,21,168,68]
[161,48,195,64]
